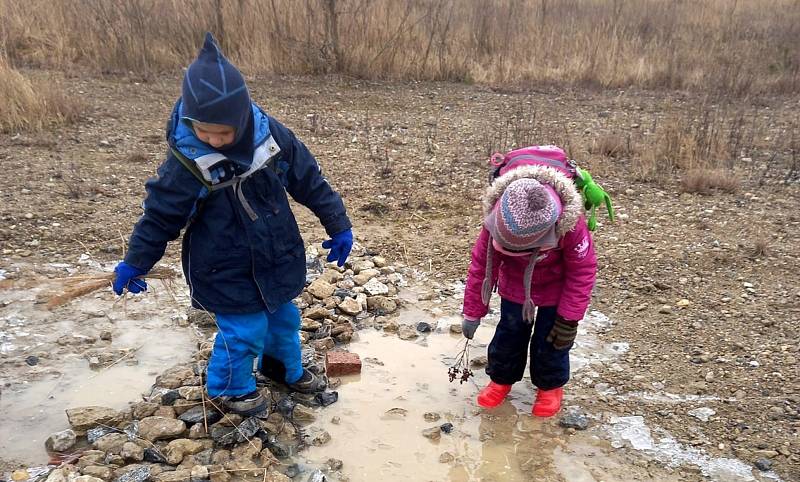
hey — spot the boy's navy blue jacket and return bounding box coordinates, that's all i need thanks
[124,101,352,314]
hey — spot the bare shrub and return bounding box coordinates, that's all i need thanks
[750,237,770,258]
[591,134,634,159]
[680,169,740,195]
[633,101,761,184]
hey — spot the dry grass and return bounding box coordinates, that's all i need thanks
[590,134,635,159]
[0,57,83,132]
[680,168,741,195]
[750,237,771,258]
[1,0,799,95]
[0,57,46,131]
[629,100,764,183]
[41,266,179,309]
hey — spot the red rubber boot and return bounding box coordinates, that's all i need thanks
[532,387,563,417]
[477,381,512,408]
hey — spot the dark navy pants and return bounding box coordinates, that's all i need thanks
[486,299,571,390]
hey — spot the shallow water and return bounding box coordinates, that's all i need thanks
[300,309,660,482]
[0,273,196,464]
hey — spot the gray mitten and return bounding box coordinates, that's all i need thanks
[462,317,481,339]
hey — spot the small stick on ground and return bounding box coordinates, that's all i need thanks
[201,380,209,435]
[88,344,144,379]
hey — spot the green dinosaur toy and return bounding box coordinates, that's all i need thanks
[574,167,615,231]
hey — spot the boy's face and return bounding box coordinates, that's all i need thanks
[192,121,236,149]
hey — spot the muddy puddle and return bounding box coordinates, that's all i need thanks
[298,298,782,482]
[299,308,666,482]
[0,269,783,481]
[0,262,196,464]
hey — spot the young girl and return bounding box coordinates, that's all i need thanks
[461,146,597,417]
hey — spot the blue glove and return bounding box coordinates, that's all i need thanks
[321,229,353,268]
[112,262,148,295]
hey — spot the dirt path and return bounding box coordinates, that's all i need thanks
[1,74,798,480]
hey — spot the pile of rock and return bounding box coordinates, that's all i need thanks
[296,248,404,350]
[43,360,322,482]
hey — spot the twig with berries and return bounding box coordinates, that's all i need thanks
[447,340,474,384]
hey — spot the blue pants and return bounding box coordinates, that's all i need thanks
[206,302,303,397]
[485,299,571,390]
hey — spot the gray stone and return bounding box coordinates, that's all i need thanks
[120,442,144,462]
[416,322,432,333]
[66,406,123,432]
[422,426,441,441]
[93,433,129,454]
[398,325,418,341]
[470,355,488,368]
[160,390,181,406]
[306,470,327,482]
[138,416,186,441]
[143,448,168,464]
[307,279,335,299]
[210,417,260,446]
[337,297,362,315]
[165,439,205,465]
[75,476,104,482]
[310,430,331,446]
[113,466,150,482]
[363,278,389,295]
[45,429,77,452]
[81,466,112,481]
[86,426,117,444]
[179,406,222,426]
[754,459,773,471]
[559,410,590,430]
[367,296,397,314]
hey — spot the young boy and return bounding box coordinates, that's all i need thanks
[112,33,353,416]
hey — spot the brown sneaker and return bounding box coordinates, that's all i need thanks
[288,368,327,394]
[223,390,268,416]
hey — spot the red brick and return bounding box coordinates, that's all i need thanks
[325,351,362,377]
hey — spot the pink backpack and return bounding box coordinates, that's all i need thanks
[490,145,577,179]
[489,145,615,231]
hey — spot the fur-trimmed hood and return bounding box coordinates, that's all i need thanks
[483,165,583,238]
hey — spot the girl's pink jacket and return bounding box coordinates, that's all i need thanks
[462,165,597,322]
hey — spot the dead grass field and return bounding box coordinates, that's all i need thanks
[2,0,799,93]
